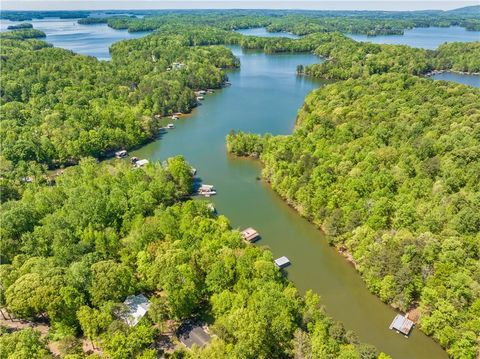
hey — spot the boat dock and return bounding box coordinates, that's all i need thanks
[274,256,291,268]
[115,150,128,158]
[389,314,414,337]
[198,184,216,197]
[240,227,260,242]
[134,159,149,168]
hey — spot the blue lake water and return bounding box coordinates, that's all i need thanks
[236,27,300,39]
[431,72,480,88]
[2,18,476,357]
[348,26,480,50]
[0,18,149,60]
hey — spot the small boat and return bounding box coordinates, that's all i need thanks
[197,90,206,95]
[196,96,204,101]
[191,167,197,176]
[130,156,139,164]
[171,115,179,120]
[115,150,128,158]
[207,89,214,94]
[174,112,183,116]
[166,123,175,129]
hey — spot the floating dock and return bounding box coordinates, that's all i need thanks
[241,227,260,242]
[274,256,290,268]
[389,314,414,337]
[135,159,149,168]
[115,150,128,158]
[198,184,216,197]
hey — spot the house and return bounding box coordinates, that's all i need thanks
[179,325,211,349]
[135,159,149,168]
[274,256,291,268]
[123,294,150,327]
[240,227,260,242]
[389,314,414,337]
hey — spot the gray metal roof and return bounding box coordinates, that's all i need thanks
[389,314,414,335]
[180,326,211,348]
[274,256,290,268]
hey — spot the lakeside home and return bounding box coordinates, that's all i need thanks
[122,294,150,327]
[178,324,211,349]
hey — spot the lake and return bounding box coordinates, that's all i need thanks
[237,27,300,39]
[0,18,149,60]
[3,19,456,358]
[431,71,480,88]
[130,44,447,358]
[348,25,480,50]
[348,25,480,87]
[237,26,480,88]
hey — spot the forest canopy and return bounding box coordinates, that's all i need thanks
[227,73,480,359]
[2,9,480,359]
[0,158,385,359]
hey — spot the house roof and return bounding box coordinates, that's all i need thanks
[179,326,211,349]
[123,294,150,327]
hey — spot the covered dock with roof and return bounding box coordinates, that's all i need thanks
[240,227,260,242]
[389,314,414,337]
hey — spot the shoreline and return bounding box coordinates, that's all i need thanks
[247,163,447,352]
[424,69,480,77]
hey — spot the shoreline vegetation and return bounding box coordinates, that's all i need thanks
[226,74,480,359]
[0,158,389,359]
[1,8,480,358]
[70,8,480,34]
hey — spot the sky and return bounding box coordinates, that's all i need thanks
[1,1,478,11]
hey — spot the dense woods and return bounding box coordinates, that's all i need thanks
[66,8,480,34]
[0,28,46,39]
[2,7,480,358]
[0,158,384,358]
[435,42,480,73]
[6,22,33,30]
[227,73,480,358]
[0,30,238,201]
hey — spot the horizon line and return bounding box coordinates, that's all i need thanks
[2,1,478,12]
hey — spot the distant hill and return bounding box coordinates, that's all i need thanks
[447,5,480,15]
